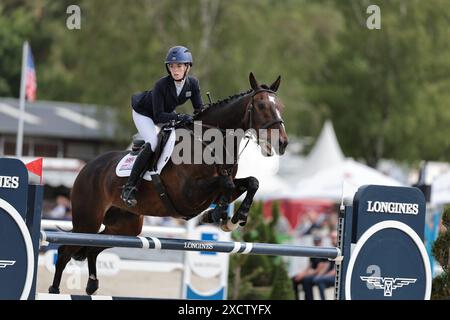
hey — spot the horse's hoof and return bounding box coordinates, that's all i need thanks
[48,286,60,294]
[234,211,248,227]
[86,279,99,295]
[220,218,239,232]
[238,217,248,227]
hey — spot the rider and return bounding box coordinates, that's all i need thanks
[121,45,204,207]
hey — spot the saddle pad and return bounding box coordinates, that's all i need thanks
[115,128,176,181]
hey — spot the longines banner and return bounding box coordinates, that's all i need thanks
[0,158,34,300]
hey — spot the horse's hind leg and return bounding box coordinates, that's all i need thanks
[85,248,103,295]
[48,245,83,294]
[83,207,144,295]
[49,200,109,294]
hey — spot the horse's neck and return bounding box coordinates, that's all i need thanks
[195,97,250,162]
[197,96,249,130]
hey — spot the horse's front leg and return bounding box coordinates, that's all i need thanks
[199,175,235,225]
[221,176,259,231]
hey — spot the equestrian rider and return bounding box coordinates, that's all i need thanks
[121,45,204,207]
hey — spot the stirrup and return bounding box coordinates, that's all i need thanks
[121,185,138,207]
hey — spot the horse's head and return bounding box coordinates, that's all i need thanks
[244,72,289,156]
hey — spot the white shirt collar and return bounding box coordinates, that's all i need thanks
[174,79,186,96]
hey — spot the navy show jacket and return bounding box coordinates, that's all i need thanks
[131,75,203,124]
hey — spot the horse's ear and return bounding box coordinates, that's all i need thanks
[249,72,260,91]
[270,75,281,92]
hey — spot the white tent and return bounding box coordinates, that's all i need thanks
[299,120,345,179]
[281,158,404,202]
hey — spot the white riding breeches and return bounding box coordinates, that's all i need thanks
[132,110,158,152]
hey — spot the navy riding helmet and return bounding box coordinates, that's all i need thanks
[165,46,193,78]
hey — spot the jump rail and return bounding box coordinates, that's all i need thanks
[40,230,341,259]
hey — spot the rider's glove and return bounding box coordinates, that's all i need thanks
[177,113,193,124]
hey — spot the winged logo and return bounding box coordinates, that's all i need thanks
[360,276,417,297]
[0,260,16,269]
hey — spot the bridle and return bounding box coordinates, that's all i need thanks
[244,89,284,131]
[243,89,285,151]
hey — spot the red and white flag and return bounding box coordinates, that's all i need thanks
[25,158,43,185]
[25,45,37,101]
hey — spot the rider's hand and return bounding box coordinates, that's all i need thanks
[194,107,205,116]
[177,114,193,124]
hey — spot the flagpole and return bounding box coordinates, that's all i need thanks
[16,41,28,157]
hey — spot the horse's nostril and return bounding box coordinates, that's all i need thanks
[278,140,288,154]
[280,140,288,151]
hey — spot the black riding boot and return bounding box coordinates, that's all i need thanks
[121,142,155,207]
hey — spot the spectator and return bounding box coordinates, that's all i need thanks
[291,234,327,300]
[322,212,338,234]
[295,210,328,238]
[310,230,338,300]
[46,195,71,220]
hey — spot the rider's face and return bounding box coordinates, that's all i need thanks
[168,63,188,81]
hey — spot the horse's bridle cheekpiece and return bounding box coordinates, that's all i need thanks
[245,89,284,131]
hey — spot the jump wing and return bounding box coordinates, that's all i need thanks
[392,278,417,290]
[0,260,16,268]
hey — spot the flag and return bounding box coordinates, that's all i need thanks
[16,41,36,157]
[25,158,43,184]
[25,45,37,102]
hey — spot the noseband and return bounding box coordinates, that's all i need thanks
[245,89,284,131]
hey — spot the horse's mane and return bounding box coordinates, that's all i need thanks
[197,84,271,116]
[200,89,252,114]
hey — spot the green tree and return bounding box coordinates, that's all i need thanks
[0,3,33,97]
[311,0,450,166]
[269,260,295,300]
[228,200,294,300]
[3,0,450,164]
[432,205,450,299]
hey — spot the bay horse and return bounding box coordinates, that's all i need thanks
[49,72,289,295]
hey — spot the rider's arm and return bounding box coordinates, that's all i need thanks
[152,80,179,123]
[190,77,204,112]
